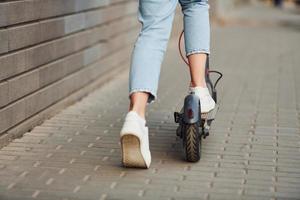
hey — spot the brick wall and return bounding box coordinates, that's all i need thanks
[0,0,142,142]
[0,0,182,146]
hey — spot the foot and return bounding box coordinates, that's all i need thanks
[120,110,151,168]
[189,86,215,113]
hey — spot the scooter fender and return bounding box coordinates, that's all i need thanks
[183,93,200,124]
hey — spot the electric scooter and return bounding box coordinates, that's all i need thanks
[174,30,223,162]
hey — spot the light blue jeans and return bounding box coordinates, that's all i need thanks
[129,0,210,104]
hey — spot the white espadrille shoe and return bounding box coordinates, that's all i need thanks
[120,111,151,168]
[189,86,215,113]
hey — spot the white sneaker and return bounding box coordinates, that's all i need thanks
[189,86,215,113]
[120,111,151,168]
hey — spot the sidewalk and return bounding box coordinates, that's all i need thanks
[0,4,300,200]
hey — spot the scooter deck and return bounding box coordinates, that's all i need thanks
[178,104,219,121]
[201,104,219,120]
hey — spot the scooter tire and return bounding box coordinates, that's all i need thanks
[183,123,201,162]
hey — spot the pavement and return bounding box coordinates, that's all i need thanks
[0,4,300,200]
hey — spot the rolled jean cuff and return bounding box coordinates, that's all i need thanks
[129,88,157,105]
[186,49,210,57]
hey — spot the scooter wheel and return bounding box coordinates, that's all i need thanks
[183,123,201,162]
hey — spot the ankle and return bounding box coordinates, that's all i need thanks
[129,109,146,121]
[190,81,207,88]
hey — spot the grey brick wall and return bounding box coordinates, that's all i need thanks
[0,0,243,148]
[0,0,144,138]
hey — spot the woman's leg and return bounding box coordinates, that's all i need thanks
[128,0,178,119]
[188,53,207,87]
[129,92,148,119]
[179,0,210,87]
[179,0,215,113]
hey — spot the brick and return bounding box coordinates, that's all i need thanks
[27,40,57,70]
[0,81,8,108]
[24,86,57,118]
[110,0,128,4]
[0,51,27,81]
[52,35,77,60]
[87,24,110,44]
[64,13,85,34]
[84,9,105,29]
[39,0,73,19]
[8,69,39,103]
[0,29,8,54]
[39,0,108,20]
[84,1,137,29]
[0,3,9,27]
[40,18,65,42]
[35,0,108,25]
[0,100,25,134]
[7,0,39,26]
[74,0,109,11]
[83,43,107,66]
[38,52,83,87]
[8,22,41,51]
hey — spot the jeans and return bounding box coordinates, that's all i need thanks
[129,0,210,104]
